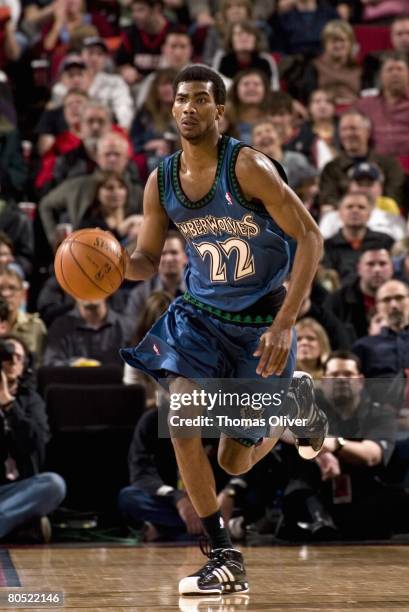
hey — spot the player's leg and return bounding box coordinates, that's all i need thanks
[217,429,284,476]
[169,377,249,596]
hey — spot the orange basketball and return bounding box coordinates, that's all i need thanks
[54,228,126,301]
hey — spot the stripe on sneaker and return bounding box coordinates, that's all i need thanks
[221,565,235,581]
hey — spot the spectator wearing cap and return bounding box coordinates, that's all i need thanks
[322,191,394,283]
[355,53,409,159]
[50,37,134,131]
[116,0,171,87]
[39,131,143,247]
[135,27,193,110]
[319,109,405,209]
[251,118,316,190]
[362,16,409,90]
[35,54,89,156]
[320,163,406,242]
[325,248,394,343]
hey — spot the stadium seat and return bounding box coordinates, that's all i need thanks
[354,25,392,62]
[37,365,124,397]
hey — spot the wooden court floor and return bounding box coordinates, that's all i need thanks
[1,544,409,611]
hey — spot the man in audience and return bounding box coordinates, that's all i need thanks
[0,335,66,543]
[284,351,400,540]
[356,53,409,159]
[319,109,404,208]
[325,248,394,343]
[0,197,34,278]
[44,298,132,366]
[353,280,409,378]
[125,230,187,322]
[136,26,193,109]
[51,37,134,131]
[322,192,393,283]
[0,269,47,360]
[116,0,171,86]
[39,132,144,246]
[362,16,409,89]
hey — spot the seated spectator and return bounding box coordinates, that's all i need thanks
[251,118,317,190]
[320,164,407,242]
[273,0,337,56]
[284,351,400,541]
[0,268,47,359]
[0,231,25,278]
[39,131,143,246]
[292,89,339,169]
[322,192,394,283]
[355,53,409,159]
[0,199,34,277]
[362,16,409,89]
[51,36,134,131]
[225,69,271,143]
[41,0,113,56]
[77,171,141,241]
[293,166,320,221]
[325,248,394,343]
[283,20,362,107]
[353,280,409,378]
[116,0,171,87]
[269,92,304,153]
[202,0,271,67]
[212,20,278,89]
[43,297,131,366]
[35,89,89,193]
[44,98,113,191]
[319,109,405,209]
[131,68,178,173]
[123,291,172,405]
[125,230,186,322]
[0,335,66,543]
[136,27,193,110]
[35,54,89,156]
[295,317,330,379]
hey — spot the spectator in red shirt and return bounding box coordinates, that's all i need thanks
[355,53,409,159]
[116,0,171,87]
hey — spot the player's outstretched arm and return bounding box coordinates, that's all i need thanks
[124,169,169,281]
[236,148,324,377]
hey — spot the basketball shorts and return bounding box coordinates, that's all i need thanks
[120,295,296,445]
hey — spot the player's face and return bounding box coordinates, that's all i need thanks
[172,81,224,141]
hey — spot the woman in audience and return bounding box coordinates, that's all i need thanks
[213,20,278,89]
[295,318,331,380]
[225,68,272,143]
[77,171,140,243]
[123,291,172,407]
[131,68,179,174]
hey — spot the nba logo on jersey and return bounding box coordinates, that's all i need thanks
[225,192,233,206]
[153,343,160,355]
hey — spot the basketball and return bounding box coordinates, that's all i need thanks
[54,228,126,301]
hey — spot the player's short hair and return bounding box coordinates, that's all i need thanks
[324,350,362,374]
[173,64,227,105]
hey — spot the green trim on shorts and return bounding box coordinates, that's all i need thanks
[183,291,274,326]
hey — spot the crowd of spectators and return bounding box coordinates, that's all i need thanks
[1,0,409,544]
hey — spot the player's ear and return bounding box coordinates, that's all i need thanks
[215,105,225,121]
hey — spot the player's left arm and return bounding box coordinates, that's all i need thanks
[236,148,324,377]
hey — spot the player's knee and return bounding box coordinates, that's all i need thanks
[218,447,250,476]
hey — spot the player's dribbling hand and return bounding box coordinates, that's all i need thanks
[176,497,204,535]
[254,321,293,377]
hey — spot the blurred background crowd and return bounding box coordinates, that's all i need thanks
[1,0,409,545]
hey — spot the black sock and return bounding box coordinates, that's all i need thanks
[201,510,233,550]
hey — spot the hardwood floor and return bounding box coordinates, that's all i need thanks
[0,544,408,611]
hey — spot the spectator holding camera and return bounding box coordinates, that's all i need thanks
[0,335,66,543]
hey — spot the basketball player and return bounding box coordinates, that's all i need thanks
[121,65,326,596]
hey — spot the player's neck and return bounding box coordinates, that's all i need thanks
[180,130,221,172]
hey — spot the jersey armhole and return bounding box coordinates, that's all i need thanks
[157,160,166,209]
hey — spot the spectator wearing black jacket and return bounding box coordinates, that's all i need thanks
[0,335,66,542]
[325,248,394,344]
[322,192,394,284]
[0,198,34,277]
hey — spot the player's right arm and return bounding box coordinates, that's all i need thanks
[124,169,169,281]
